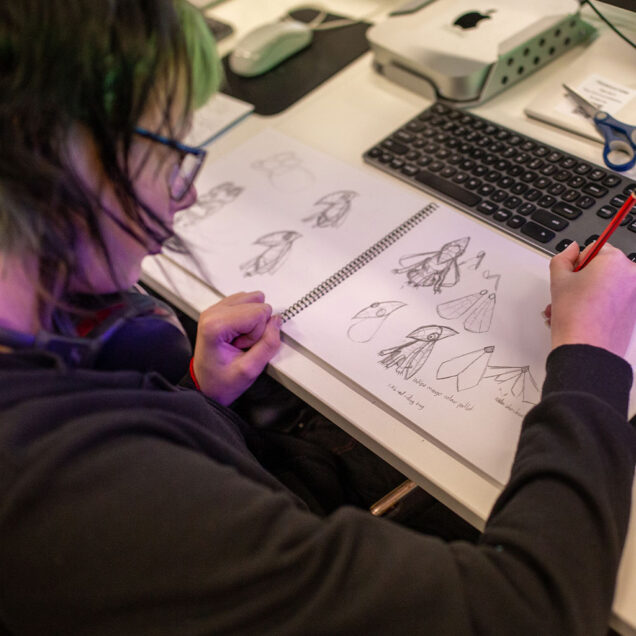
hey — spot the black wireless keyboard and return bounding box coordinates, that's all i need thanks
[363,102,636,260]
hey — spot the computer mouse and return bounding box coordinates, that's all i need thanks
[229,20,313,78]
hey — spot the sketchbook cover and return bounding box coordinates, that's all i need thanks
[163,128,636,485]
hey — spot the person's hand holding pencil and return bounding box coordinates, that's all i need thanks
[545,240,636,358]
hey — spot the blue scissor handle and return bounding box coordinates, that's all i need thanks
[593,111,636,172]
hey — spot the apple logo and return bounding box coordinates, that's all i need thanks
[453,9,496,29]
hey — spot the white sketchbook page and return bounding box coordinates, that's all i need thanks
[164,129,432,312]
[284,205,636,484]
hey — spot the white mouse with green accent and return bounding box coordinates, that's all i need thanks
[229,20,313,77]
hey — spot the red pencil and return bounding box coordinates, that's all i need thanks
[574,191,636,271]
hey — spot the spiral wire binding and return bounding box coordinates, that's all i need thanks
[280,202,439,323]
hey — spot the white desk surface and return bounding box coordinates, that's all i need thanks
[143,2,636,633]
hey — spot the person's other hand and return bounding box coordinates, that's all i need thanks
[191,291,281,405]
[547,241,636,357]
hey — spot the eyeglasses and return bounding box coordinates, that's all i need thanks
[134,127,207,201]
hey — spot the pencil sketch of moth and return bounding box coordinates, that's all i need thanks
[347,300,407,343]
[392,237,470,293]
[378,325,458,380]
[436,346,539,404]
[251,151,314,192]
[240,230,301,277]
[436,270,501,333]
[303,190,358,228]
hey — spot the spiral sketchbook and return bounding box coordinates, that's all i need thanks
[163,128,636,484]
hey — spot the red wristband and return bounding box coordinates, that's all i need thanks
[189,357,201,391]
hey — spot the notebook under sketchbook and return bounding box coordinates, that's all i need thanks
[162,129,636,485]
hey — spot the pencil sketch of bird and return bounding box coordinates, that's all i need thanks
[347,300,406,343]
[240,230,301,277]
[392,237,470,293]
[303,190,358,228]
[175,181,244,230]
[378,324,458,380]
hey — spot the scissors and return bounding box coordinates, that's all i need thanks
[563,84,636,172]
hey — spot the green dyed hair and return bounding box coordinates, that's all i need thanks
[0,0,221,322]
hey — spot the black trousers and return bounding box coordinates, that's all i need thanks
[232,374,479,542]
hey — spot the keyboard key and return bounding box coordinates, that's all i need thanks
[628,253,636,263]
[585,234,599,246]
[576,196,595,209]
[477,201,498,215]
[588,168,605,181]
[492,190,508,203]
[493,209,512,222]
[540,164,557,177]
[574,163,591,175]
[390,158,405,169]
[556,239,574,252]
[401,164,419,177]
[611,194,628,207]
[477,184,495,196]
[383,139,408,155]
[563,189,580,202]
[504,196,522,209]
[560,157,577,169]
[521,171,537,183]
[531,209,569,231]
[603,174,621,188]
[621,214,633,227]
[440,166,457,179]
[552,202,582,220]
[452,172,468,184]
[428,161,444,172]
[538,194,557,208]
[521,222,556,243]
[597,205,617,219]
[568,175,585,189]
[546,151,562,163]
[524,189,541,202]
[547,183,566,196]
[535,177,552,189]
[395,130,416,143]
[518,202,536,216]
[507,215,526,229]
[582,183,609,198]
[414,170,481,206]
[499,177,515,188]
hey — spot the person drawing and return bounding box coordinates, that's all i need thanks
[1,2,635,634]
